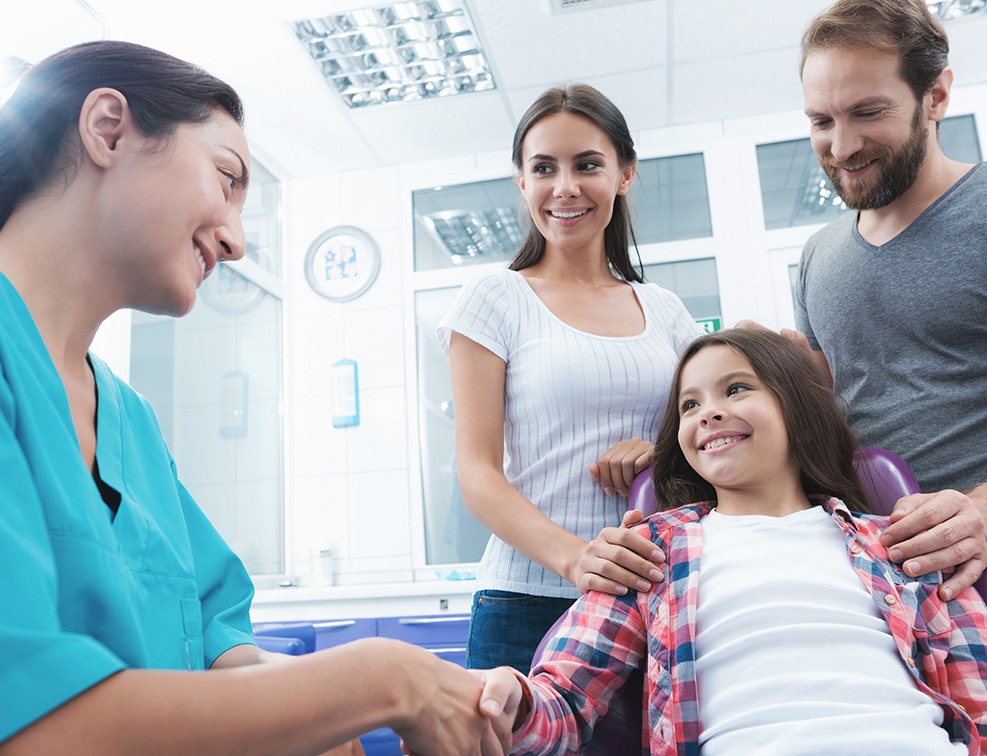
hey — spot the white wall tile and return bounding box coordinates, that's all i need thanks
[343,306,405,390]
[338,165,401,232]
[290,473,350,579]
[289,312,347,397]
[291,394,348,478]
[346,469,412,559]
[345,386,409,474]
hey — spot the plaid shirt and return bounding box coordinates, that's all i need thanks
[512,497,987,755]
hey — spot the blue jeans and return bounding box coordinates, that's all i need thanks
[466,590,577,673]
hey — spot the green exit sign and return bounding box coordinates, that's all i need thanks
[696,318,722,333]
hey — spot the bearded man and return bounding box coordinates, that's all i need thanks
[792,0,987,599]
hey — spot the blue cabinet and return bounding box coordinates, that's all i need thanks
[376,614,469,668]
[252,613,469,756]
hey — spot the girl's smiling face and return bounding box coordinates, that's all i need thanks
[677,344,805,512]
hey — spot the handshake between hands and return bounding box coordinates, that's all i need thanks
[396,654,527,756]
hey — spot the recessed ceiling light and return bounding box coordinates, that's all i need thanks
[292,0,496,109]
[927,0,987,21]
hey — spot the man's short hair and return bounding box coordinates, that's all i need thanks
[800,0,949,100]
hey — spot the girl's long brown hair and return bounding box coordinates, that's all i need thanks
[651,329,870,513]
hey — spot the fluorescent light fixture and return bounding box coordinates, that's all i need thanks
[539,0,652,13]
[927,0,987,20]
[421,208,523,263]
[292,0,496,109]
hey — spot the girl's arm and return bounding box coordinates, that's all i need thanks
[449,332,663,594]
[0,638,510,756]
[496,589,649,755]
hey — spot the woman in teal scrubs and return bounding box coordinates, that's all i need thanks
[0,41,516,755]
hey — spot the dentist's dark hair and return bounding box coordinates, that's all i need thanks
[0,40,243,229]
[650,328,870,512]
[509,83,643,282]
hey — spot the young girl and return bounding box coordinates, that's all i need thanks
[482,329,987,754]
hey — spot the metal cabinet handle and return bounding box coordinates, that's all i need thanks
[398,616,469,625]
[312,620,358,629]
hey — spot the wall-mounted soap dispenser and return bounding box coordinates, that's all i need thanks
[330,358,359,428]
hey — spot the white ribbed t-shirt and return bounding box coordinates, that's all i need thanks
[437,268,701,598]
[695,506,964,754]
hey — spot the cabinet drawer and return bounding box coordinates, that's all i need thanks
[376,614,470,645]
[313,618,377,650]
[253,621,317,654]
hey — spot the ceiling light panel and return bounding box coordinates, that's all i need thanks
[927,0,987,21]
[293,0,496,109]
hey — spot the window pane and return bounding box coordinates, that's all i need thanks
[413,178,523,272]
[757,114,981,230]
[242,159,282,276]
[130,269,284,575]
[415,287,490,565]
[644,258,721,329]
[634,154,712,243]
[412,152,711,272]
[130,154,283,577]
[789,262,800,314]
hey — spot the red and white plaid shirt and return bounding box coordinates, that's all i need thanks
[513,497,987,755]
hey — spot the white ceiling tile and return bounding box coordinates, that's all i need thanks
[348,91,515,165]
[472,0,666,89]
[672,0,831,64]
[672,48,804,124]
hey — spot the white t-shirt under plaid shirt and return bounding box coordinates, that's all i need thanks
[437,268,702,599]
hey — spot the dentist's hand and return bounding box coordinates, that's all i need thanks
[394,645,513,756]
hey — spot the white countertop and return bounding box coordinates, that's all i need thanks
[253,578,476,605]
[250,579,476,622]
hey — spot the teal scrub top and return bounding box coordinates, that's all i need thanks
[0,274,255,742]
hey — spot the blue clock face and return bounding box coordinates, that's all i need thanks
[304,226,381,302]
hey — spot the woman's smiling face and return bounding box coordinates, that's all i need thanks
[102,108,251,317]
[516,111,635,258]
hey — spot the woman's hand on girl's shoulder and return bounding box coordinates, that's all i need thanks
[589,438,653,497]
[569,523,665,595]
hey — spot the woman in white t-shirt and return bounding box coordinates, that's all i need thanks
[438,84,701,672]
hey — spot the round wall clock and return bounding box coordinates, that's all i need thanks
[304,225,381,302]
[200,261,264,315]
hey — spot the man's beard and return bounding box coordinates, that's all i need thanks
[821,104,928,210]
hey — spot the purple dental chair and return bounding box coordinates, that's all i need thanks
[532,446,983,754]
